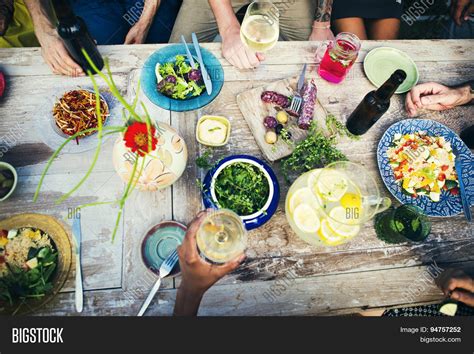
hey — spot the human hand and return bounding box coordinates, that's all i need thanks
[405,82,472,117]
[451,0,474,26]
[174,210,245,316]
[309,23,335,41]
[221,25,265,69]
[124,21,150,44]
[177,210,245,295]
[436,269,474,307]
[36,28,84,76]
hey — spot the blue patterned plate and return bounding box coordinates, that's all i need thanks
[377,119,474,217]
[201,155,280,230]
[141,44,224,112]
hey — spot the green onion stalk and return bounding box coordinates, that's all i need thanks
[33,49,160,242]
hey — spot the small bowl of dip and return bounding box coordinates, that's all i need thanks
[196,115,231,147]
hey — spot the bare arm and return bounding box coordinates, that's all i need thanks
[309,0,334,41]
[24,0,55,37]
[209,0,240,38]
[314,0,333,22]
[124,0,160,44]
[24,0,84,76]
[173,211,244,316]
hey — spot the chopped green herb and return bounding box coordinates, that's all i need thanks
[214,162,269,216]
[196,150,213,169]
[281,121,347,184]
[325,113,360,140]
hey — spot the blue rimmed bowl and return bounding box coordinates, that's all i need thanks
[201,155,280,230]
[141,44,224,112]
[377,119,474,217]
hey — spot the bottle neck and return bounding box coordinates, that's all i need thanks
[374,80,399,101]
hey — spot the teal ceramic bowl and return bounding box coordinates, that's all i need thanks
[141,44,224,112]
[141,221,186,276]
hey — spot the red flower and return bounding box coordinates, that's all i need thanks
[123,122,158,156]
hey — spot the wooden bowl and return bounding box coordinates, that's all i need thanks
[0,214,72,315]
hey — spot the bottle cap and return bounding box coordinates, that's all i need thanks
[392,70,407,84]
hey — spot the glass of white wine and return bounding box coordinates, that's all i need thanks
[196,209,247,264]
[240,1,280,53]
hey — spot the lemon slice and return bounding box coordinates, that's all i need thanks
[307,169,322,194]
[307,170,324,206]
[327,206,360,238]
[293,204,320,234]
[318,219,346,246]
[288,187,319,214]
[439,302,458,316]
[317,170,348,201]
[340,192,362,210]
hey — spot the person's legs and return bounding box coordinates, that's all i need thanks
[144,0,182,43]
[169,0,248,43]
[366,18,400,40]
[332,18,368,40]
[277,0,315,41]
[71,0,129,45]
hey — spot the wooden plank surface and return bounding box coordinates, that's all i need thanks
[0,40,473,316]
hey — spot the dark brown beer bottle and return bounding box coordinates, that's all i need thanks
[346,70,407,135]
[52,0,104,74]
[460,125,474,149]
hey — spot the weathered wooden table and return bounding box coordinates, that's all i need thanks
[0,40,472,316]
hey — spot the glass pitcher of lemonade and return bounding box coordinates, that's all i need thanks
[285,161,391,246]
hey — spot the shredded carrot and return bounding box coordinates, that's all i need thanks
[52,89,109,138]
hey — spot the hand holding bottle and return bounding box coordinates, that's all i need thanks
[25,0,84,76]
[37,28,85,76]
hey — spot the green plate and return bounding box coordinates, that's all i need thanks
[363,47,419,94]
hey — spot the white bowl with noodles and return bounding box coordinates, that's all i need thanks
[36,87,122,154]
[50,89,109,139]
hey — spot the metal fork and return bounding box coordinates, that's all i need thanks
[137,249,179,316]
[289,63,307,114]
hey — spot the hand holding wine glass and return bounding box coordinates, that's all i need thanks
[239,1,279,67]
[222,24,264,69]
[173,210,246,316]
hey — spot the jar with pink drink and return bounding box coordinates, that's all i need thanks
[316,32,361,84]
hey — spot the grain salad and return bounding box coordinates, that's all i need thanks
[0,228,58,305]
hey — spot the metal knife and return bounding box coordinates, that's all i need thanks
[181,35,196,69]
[72,217,84,312]
[297,63,307,93]
[191,32,212,95]
[453,147,472,222]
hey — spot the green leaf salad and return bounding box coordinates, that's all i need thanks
[155,55,205,100]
